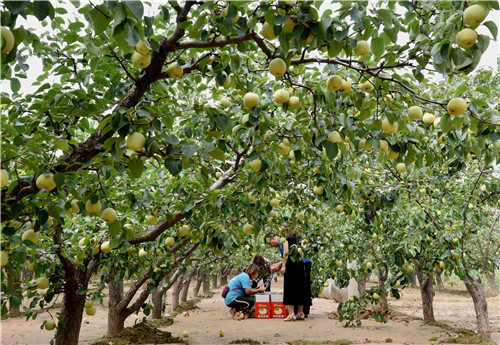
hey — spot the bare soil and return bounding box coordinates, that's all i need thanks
[1,279,498,344]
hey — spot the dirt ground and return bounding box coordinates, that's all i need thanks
[1,279,499,345]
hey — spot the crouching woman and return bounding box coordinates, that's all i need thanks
[224,263,266,320]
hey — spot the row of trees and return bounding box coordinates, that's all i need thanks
[1,1,498,344]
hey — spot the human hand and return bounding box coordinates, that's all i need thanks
[281,266,286,274]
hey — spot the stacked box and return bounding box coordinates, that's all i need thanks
[270,294,287,318]
[255,294,270,319]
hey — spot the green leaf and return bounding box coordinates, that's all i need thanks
[53,173,65,187]
[125,25,140,46]
[371,36,385,57]
[179,21,192,30]
[10,202,25,219]
[164,158,182,176]
[90,7,111,35]
[182,144,199,159]
[377,9,392,27]
[10,79,20,93]
[124,0,143,19]
[440,113,452,133]
[184,203,195,212]
[128,158,144,178]
[4,1,30,14]
[214,114,228,131]
[33,1,52,21]
[454,84,468,97]
[109,221,122,237]
[109,237,121,249]
[483,21,498,39]
[208,148,226,161]
[325,142,338,159]
[160,133,177,146]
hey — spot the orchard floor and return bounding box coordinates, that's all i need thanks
[1,280,499,345]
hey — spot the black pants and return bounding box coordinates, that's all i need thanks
[226,296,254,312]
[294,261,312,316]
[251,281,271,292]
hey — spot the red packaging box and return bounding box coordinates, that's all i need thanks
[255,294,270,319]
[270,294,287,318]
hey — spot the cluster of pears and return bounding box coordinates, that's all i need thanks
[456,4,487,50]
[326,75,352,94]
[132,40,152,69]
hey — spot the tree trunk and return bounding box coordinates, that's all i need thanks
[202,271,210,295]
[171,275,183,311]
[357,273,368,296]
[151,288,165,319]
[107,274,127,336]
[414,260,435,322]
[377,266,388,312]
[8,272,21,316]
[211,274,218,289]
[410,270,417,288]
[193,269,203,297]
[180,264,198,303]
[54,270,87,345]
[486,271,498,297]
[434,268,444,289]
[464,277,491,340]
[220,269,229,285]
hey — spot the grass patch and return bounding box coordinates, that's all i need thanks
[228,339,261,345]
[385,339,393,343]
[148,316,174,328]
[424,321,496,345]
[172,297,203,317]
[92,322,185,345]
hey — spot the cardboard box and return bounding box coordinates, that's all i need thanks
[255,294,270,319]
[270,294,287,318]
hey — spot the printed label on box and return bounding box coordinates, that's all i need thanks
[271,302,286,318]
[255,302,270,318]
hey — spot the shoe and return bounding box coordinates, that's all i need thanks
[296,312,305,320]
[284,313,296,321]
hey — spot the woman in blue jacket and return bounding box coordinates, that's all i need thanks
[224,263,266,320]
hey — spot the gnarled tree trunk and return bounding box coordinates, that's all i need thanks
[202,271,210,295]
[211,274,218,289]
[180,263,199,303]
[171,274,183,311]
[8,272,21,316]
[377,266,388,312]
[357,273,368,296]
[193,269,203,297]
[486,271,498,297]
[54,274,86,345]
[152,267,184,319]
[410,270,417,288]
[414,260,435,322]
[464,277,491,340]
[54,257,98,345]
[107,274,127,336]
[434,268,444,289]
[151,288,164,320]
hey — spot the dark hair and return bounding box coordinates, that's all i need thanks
[244,263,260,276]
[264,232,274,242]
[253,255,265,266]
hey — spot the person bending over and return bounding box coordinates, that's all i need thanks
[251,255,273,292]
[224,263,266,320]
